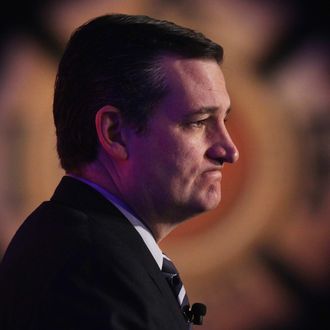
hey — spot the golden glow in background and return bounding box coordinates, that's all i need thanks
[0,1,329,329]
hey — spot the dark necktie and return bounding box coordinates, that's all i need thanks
[161,254,190,311]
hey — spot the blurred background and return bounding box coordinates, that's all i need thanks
[0,0,329,329]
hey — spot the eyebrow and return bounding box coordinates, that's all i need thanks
[183,106,231,119]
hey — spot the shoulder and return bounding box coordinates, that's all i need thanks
[0,199,187,329]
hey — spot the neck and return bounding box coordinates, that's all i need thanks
[69,159,178,242]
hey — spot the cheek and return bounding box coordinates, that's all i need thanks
[169,145,203,190]
[146,131,204,182]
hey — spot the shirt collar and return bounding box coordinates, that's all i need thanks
[66,174,163,269]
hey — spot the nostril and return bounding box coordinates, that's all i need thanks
[212,158,224,166]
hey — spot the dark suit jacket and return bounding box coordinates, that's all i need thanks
[0,176,189,329]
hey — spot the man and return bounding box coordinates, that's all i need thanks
[0,14,238,329]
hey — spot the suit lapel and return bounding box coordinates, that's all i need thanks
[51,177,188,327]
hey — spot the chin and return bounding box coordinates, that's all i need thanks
[204,185,221,209]
[204,198,221,211]
[192,195,221,214]
[179,186,221,218]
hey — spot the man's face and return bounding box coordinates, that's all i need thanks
[123,56,239,224]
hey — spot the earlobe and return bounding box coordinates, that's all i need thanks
[95,105,128,160]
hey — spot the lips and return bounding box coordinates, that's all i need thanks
[202,169,222,180]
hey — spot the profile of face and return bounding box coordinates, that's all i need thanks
[122,56,239,225]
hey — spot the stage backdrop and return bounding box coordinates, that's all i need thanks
[0,1,329,329]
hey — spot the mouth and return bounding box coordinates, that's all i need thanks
[202,169,222,180]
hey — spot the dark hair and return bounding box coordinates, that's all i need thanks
[53,14,223,171]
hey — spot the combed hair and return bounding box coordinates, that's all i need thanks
[53,14,223,171]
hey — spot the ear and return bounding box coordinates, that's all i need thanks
[95,105,128,160]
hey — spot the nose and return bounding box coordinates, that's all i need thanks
[206,130,239,165]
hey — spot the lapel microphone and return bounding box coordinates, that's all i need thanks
[184,303,207,325]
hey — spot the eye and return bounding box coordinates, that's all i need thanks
[189,119,208,128]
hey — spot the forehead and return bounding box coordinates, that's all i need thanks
[159,56,230,116]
